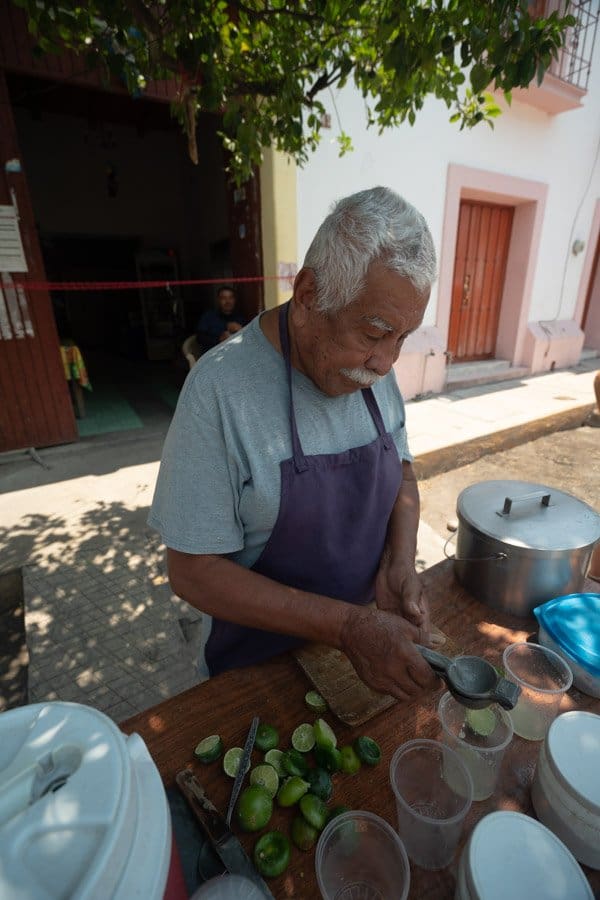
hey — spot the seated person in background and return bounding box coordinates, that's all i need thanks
[196,285,245,353]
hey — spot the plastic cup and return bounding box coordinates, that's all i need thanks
[502,642,573,741]
[389,739,473,871]
[315,810,410,900]
[437,691,513,801]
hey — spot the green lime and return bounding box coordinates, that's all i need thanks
[291,814,319,851]
[313,718,337,750]
[250,764,279,798]
[276,775,310,807]
[264,748,286,777]
[193,735,223,763]
[305,690,328,713]
[306,767,333,802]
[253,831,291,878]
[314,745,342,774]
[353,736,381,766]
[282,748,309,777]
[236,785,273,832]
[339,745,361,775]
[291,723,315,753]
[328,804,351,822]
[223,747,251,778]
[299,793,329,831]
[465,707,496,737]
[255,723,279,752]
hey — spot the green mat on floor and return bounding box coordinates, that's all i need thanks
[76,386,143,437]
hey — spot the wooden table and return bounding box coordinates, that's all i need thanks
[121,560,600,899]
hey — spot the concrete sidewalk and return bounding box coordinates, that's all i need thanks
[0,357,598,720]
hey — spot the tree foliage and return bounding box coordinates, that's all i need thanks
[11,0,574,182]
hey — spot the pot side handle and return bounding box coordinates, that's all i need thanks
[444,530,507,563]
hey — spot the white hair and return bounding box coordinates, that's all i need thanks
[303,186,437,313]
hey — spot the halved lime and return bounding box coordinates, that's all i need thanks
[223,746,251,778]
[250,764,279,798]
[291,815,318,851]
[276,775,310,807]
[353,736,381,766]
[306,767,333,802]
[193,735,223,763]
[305,690,327,713]
[314,745,342,774]
[339,745,361,775]
[255,723,279,752]
[282,748,309,777]
[291,723,315,753]
[299,793,329,831]
[313,718,337,750]
[264,748,286,777]
[465,706,496,737]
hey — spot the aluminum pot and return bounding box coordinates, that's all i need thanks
[453,480,600,618]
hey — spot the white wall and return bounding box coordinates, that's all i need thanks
[297,36,600,331]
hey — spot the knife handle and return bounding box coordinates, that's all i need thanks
[176,770,229,845]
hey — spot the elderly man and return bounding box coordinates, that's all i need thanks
[149,186,439,701]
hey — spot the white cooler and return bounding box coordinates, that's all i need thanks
[0,701,173,899]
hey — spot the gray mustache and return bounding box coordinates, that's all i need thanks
[340,367,382,387]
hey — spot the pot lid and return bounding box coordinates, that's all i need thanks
[466,811,593,900]
[457,480,600,551]
[534,593,600,678]
[544,711,600,814]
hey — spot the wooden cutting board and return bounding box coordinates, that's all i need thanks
[293,625,462,726]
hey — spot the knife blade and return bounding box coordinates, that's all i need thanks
[226,715,260,825]
[176,769,274,898]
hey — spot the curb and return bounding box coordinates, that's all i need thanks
[413,403,595,480]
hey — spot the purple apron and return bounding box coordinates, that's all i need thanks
[205,302,403,675]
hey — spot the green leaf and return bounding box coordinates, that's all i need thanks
[470,62,490,93]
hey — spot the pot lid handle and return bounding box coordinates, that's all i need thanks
[498,490,551,517]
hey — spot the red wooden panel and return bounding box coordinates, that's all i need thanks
[448,200,514,362]
[0,66,77,452]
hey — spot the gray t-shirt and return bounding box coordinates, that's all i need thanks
[148,314,412,569]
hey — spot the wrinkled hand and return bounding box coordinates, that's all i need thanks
[340,606,440,701]
[376,557,433,633]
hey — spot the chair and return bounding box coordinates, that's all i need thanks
[182,335,201,370]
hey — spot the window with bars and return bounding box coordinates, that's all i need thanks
[531,0,598,91]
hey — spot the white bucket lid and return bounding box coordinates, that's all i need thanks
[0,702,171,900]
[464,811,593,900]
[546,711,600,814]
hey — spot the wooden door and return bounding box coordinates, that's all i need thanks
[582,233,599,330]
[448,200,514,362]
[0,67,77,453]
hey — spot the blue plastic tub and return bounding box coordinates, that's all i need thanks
[534,593,600,699]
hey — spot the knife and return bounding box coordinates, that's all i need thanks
[226,715,260,825]
[176,769,274,898]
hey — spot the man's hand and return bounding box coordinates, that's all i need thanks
[376,555,431,633]
[339,606,439,702]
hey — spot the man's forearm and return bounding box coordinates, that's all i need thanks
[383,460,420,568]
[168,547,355,649]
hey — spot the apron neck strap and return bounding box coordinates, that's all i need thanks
[277,302,393,462]
[278,302,308,471]
[361,386,392,449]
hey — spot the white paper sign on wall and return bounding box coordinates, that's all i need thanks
[0,205,28,273]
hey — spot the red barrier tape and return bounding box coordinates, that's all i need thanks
[13,274,292,292]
